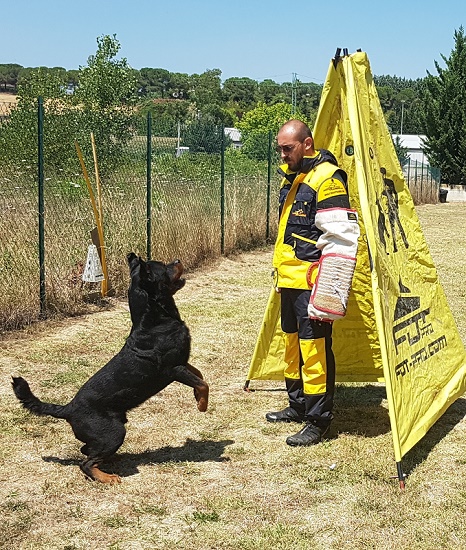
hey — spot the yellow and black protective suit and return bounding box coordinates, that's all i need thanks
[272,149,355,429]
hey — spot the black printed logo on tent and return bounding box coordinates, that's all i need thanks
[376,168,409,254]
[392,279,447,378]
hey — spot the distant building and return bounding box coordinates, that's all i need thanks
[392,134,429,165]
[224,127,242,149]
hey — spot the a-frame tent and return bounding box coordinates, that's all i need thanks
[246,49,466,485]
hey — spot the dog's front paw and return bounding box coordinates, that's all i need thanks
[194,383,209,412]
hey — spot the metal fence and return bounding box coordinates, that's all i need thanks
[402,159,441,205]
[0,99,278,331]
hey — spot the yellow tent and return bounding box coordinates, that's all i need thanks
[246,50,466,484]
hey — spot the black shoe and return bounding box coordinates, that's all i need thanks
[286,423,329,446]
[265,407,304,423]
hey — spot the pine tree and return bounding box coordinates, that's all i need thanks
[421,27,466,184]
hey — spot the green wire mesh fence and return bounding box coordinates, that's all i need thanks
[0,99,278,330]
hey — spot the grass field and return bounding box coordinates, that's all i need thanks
[1,203,465,549]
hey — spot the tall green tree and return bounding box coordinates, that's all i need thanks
[237,102,308,160]
[138,67,171,97]
[296,81,322,124]
[74,34,138,173]
[223,77,258,110]
[75,34,137,109]
[374,75,425,134]
[0,66,72,170]
[256,79,285,105]
[190,69,222,117]
[0,34,138,174]
[420,27,466,184]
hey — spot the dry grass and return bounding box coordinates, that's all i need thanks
[0,160,274,330]
[0,92,17,102]
[1,203,466,549]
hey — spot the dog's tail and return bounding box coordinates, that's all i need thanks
[11,377,69,420]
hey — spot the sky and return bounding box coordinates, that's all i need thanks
[2,0,465,83]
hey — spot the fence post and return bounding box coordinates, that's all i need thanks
[220,125,225,254]
[146,112,152,260]
[38,96,46,317]
[420,160,424,198]
[407,159,411,189]
[266,130,272,241]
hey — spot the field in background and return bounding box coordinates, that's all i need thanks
[0,93,16,113]
[0,92,16,101]
[1,203,466,549]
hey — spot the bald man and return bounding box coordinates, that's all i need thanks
[266,120,359,446]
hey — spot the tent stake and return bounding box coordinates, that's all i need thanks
[396,461,406,490]
[243,380,253,392]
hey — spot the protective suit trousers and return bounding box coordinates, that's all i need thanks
[280,288,335,428]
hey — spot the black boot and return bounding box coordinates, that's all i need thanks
[265,406,304,423]
[285,423,329,446]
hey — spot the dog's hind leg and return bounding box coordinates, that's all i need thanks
[74,417,126,483]
[186,363,204,380]
[80,457,122,484]
[172,365,209,412]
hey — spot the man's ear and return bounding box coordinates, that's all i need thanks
[303,136,314,153]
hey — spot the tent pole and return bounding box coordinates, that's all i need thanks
[396,461,406,490]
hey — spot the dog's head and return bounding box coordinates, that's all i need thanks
[127,252,140,279]
[128,253,185,296]
[142,259,185,296]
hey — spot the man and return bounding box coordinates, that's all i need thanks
[266,119,359,446]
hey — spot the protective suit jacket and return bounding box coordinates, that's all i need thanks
[273,149,356,291]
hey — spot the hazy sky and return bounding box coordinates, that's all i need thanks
[3,0,464,82]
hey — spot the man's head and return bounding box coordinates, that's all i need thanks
[276,120,315,172]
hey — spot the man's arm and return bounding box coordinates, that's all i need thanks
[307,171,360,321]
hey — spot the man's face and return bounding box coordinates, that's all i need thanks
[276,133,312,172]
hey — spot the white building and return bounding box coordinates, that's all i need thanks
[224,127,242,149]
[392,134,429,165]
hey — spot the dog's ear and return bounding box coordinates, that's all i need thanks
[138,258,152,281]
[127,252,138,266]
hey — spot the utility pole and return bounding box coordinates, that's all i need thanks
[400,100,406,135]
[291,72,297,115]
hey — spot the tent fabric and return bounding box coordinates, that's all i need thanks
[246,51,466,461]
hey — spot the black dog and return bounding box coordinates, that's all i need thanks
[12,253,209,484]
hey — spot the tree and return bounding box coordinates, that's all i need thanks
[190,69,223,117]
[237,102,308,160]
[223,77,258,110]
[15,67,67,106]
[0,66,72,171]
[167,72,191,100]
[256,79,284,105]
[74,34,138,173]
[182,118,230,154]
[0,63,22,92]
[75,34,137,109]
[420,27,466,184]
[0,35,138,174]
[137,98,190,136]
[392,135,409,167]
[296,81,322,124]
[374,75,425,134]
[138,67,171,98]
